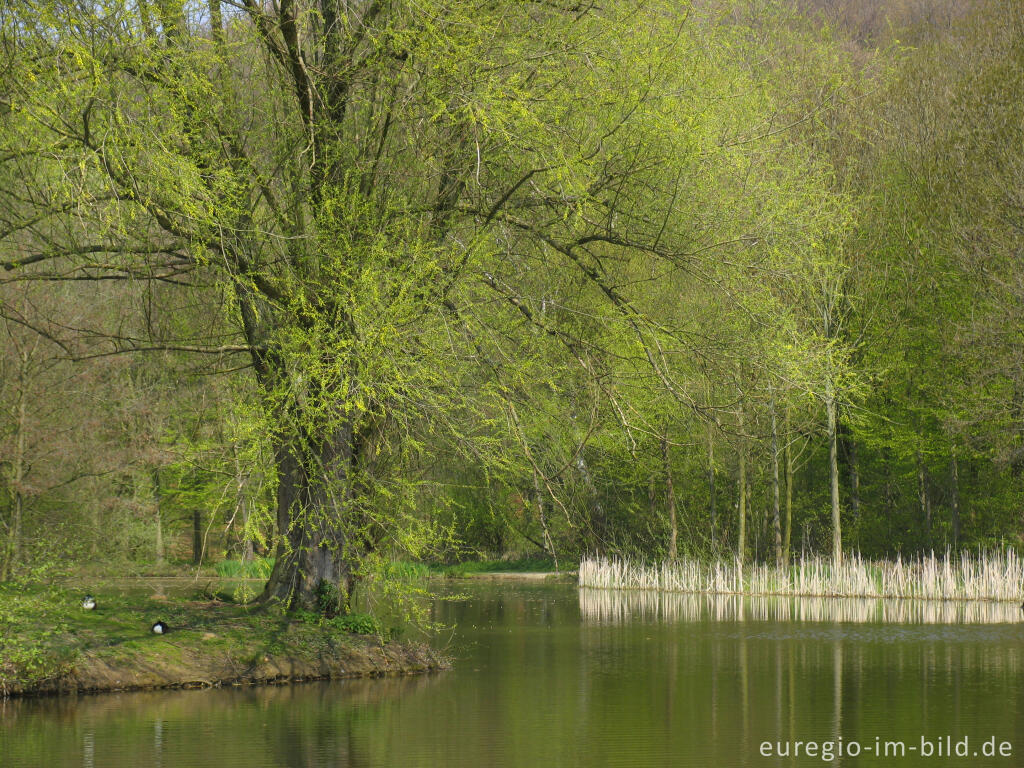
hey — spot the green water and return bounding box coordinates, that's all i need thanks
[3,581,1024,767]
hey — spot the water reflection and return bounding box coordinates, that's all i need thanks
[578,587,1024,625]
[0,675,443,768]
[3,583,1024,768]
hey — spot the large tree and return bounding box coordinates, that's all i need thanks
[3,0,743,610]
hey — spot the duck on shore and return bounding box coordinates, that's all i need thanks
[151,620,168,634]
[81,595,96,610]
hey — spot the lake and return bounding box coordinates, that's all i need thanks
[2,580,1023,766]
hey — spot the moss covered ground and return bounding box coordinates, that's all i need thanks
[0,583,446,698]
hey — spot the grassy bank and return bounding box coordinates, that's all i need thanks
[579,551,1024,602]
[0,584,447,698]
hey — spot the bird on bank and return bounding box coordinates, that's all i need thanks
[81,595,96,610]
[151,621,168,634]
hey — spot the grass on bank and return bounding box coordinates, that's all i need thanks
[579,551,1024,602]
[0,581,424,698]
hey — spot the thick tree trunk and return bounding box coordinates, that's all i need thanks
[770,395,782,564]
[259,426,357,615]
[662,431,677,561]
[825,384,842,564]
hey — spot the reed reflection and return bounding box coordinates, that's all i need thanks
[578,587,1024,625]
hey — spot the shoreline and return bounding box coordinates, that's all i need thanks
[0,587,449,700]
[2,637,447,699]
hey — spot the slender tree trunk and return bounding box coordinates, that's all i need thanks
[770,395,782,564]
[662,431,677,561]
[825,383,842,564]
[152,468,165,566]
[240,497,254,564]
[848,437,859,519]
[532,466,558,570]
[951,446,960,548]
[90,481,100,557]
[233,447,255,563]
[784,406,793,569]
[747,473,756,558]
[191,509,202,565]
[737,402,746,563]
[707,422,716,548]
[208,0,223,43]
[4,393,27,580]
[917,449,931,549]
[884,448,894,542]
[649,473,657,520]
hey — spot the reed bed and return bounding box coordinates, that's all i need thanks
[578,551,1024,603]
[578,588,1023,625]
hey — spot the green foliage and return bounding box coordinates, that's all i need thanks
[3,0,1024,607]
[214,557,276,580]
[327,613,382,636]
[295,607,382,636]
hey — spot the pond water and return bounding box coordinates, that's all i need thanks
[3,581,1024,767]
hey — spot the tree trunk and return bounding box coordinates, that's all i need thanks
[240,497,254,564]
[784,406,793,569]
[662,431,677,561]
[917,449,931,549]
[232,446,255,563]
[208,0,223,43]
[770,395,782,564]
[707,422,716,548]
[192,509,202,565]
[648,472,657,521]
[259,427,357,615]
[5,393,27,580]
[848,436,859,519]
[825,383,842,564]
[951,445,960,548]
[532,466,558,570]
[153,468,165,566]
[575,455,605,549]
[737,401,746,563]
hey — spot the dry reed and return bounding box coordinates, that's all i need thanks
[578,551,1024,603]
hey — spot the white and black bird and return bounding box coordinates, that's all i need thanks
[151,620,168,635]
[81,595,96,610]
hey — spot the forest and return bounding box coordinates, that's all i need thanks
[2,0,1023,616]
